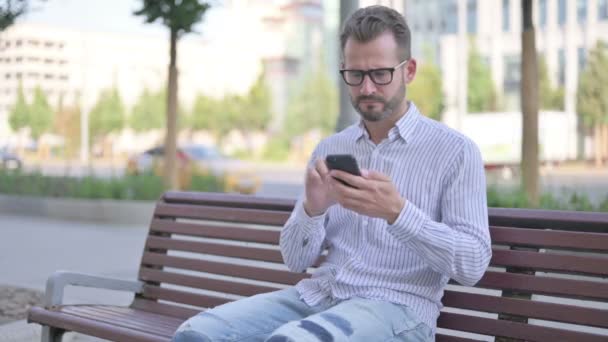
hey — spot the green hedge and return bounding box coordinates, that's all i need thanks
[0,170,222,201]
[487,186,608,212]
[1,170,606,211]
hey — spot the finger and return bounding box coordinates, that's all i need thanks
[362,169,391,182]
[329,170,369,190]
[315,158,330,177]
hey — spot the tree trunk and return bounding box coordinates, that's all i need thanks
[595,125,603,167]
[603,124,608,166]
[521,0,540,206]
[335,0,359,132]
[164,28,179,190]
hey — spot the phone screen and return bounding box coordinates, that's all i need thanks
[325,154,361,188]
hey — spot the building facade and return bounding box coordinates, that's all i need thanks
[404,0,608,130]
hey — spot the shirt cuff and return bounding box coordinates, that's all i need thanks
[293,201,327,236]
[386,200,429,243]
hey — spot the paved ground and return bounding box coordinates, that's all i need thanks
[0,214,148,341]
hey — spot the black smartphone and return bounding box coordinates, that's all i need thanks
[325,154,361,187]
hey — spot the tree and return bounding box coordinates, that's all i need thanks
[8,83,28,132]
[577,41,608,167]
[521,0,540,205]
[130,88,166,132]
[286,68,338,136]
[89,88,125,143]
[467,41,498,113]
[29,86,53,139]
[335,0,359,132]
[53,96,81,158]
[134,0,211,190]
[408,51,444,121]
[242,71,272,131]
[0,0,33,31]
[189,94,222,133]
[538,55,564,110]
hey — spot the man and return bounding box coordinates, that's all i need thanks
[173,5,491,342]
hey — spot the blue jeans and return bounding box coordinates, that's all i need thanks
[172,287,433,342]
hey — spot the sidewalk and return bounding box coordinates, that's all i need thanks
[0,214,148,342]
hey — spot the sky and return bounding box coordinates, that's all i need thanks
[20,0,226,40]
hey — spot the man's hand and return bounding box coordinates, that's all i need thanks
[328,169,406,224]
[303,158,337,217]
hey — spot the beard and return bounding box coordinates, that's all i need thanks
[351,78,406,122]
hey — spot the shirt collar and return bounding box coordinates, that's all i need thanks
[352,101,421,144]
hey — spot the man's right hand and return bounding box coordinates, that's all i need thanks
[303,158,336,217]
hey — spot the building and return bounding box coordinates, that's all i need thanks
[403,0,608,130]
[0,0,330,153]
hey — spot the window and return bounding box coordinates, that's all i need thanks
[503,0,510,32]
[558,49,566,86]
[539,0,548,28]
[467,0,477,34]
[16,40,23,47]
[28,39,40,46]
[443,0,458,33]
[558,0,567,26]
[577,0,587,24]
[15,56,23,63]
[503,55,521,109]
[578,47,587,71]
[600,0,608,20]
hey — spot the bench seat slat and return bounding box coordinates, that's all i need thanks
[435,334,485,342]
[438,312,608,342]
[139,267,280,297]
[131,299,198,320]
[163,191,295,211]
[490,226,608,251]
[442,290,608,328]
[60,306,178,335]
[475,271,608,300]
[145,236,284,263]
[82,306,180,329]
[141,252,307,285]
[490,248,608,276]
[28,306,172,342]
[154,203,290,226]
[149,219,280,244]
[142,285,233,309]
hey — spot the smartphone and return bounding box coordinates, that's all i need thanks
[325,154,361,187]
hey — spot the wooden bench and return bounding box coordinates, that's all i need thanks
[28,191,608,342]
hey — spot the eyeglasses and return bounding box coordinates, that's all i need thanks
[340,60,409,86]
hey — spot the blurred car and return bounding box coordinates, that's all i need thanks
[0,146,22,170]
[126,144,261,194]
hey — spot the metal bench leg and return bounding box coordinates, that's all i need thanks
[41,326,65,342]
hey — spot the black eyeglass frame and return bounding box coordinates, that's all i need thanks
[339,59,409,86]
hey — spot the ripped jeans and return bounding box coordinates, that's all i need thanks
[172,287,433,342]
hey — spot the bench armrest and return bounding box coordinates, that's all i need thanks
[45,270,144,307]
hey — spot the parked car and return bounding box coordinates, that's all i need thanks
[0,146,22,170]
[126,144,261,194]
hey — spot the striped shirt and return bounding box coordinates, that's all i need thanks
[279,102,492,333]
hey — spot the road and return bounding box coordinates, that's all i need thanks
[0,215,148,306]
[20,160,608,205]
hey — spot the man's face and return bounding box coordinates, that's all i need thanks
[342,31,414,122]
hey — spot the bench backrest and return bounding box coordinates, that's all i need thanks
[133,191,608,342]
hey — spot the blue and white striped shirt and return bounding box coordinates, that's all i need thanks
[279,102,492,332]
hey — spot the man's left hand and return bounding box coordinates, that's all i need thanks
[328,169,406,224]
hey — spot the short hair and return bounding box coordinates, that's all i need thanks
[340,5,411,61]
